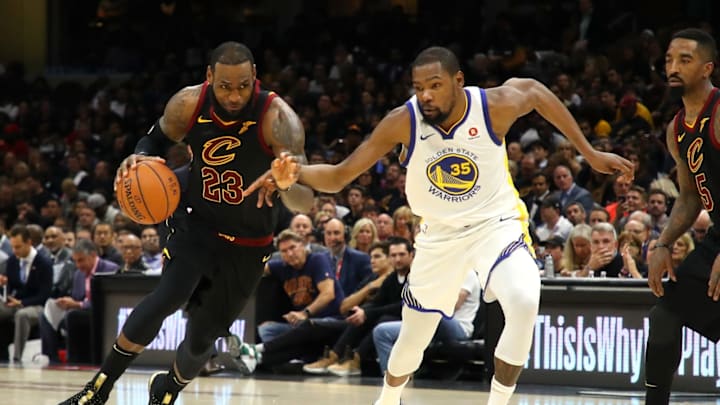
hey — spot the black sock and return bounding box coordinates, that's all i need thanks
[92,343,139,399]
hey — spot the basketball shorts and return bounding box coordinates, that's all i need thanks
[164,215,274,336]
[402,217,536,318]
[660,228,720,342]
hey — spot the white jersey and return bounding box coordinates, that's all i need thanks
[402,87,528,226]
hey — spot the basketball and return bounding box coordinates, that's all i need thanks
[116,160,181,225]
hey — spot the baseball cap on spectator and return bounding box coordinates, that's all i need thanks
[87,193,107,209]
[541,235,565,248]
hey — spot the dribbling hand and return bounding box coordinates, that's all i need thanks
[647,245,674,297]
[114,154,166,192]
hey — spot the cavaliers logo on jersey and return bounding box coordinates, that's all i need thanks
[426,153,479,196]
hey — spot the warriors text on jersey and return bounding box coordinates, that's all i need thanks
[184,80,279,240]
[674,87,720,224]
[401,87,528,224]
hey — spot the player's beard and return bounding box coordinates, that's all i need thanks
[668,84,685,102]
[420,109,450,126]
[209,86,252,121]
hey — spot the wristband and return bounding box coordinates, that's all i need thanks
[651,242,671,251]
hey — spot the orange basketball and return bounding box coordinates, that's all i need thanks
[116,160,181,225]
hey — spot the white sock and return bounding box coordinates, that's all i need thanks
[487,376,516,405]
[374,374,408,405]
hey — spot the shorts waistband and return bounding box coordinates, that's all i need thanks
[215,232,273,247]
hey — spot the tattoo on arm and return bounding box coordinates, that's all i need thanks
[161,86,202,142]
[271,102,308,163]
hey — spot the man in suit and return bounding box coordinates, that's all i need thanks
[0,224,53,362]
[323,218,372,296]
[522,172,551,227]
[40,238,118,363]
[43,226,75,298]
[552,164,594,215]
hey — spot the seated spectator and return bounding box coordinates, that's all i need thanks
[577,222,624,277]
[646,189,670,234]
[618,231,645,278]
[258,230,343,343]
[324,218,372,295]
[119,234,148,273]
[670,232,695,270]
[551,164,594,214]
[522,172,551,227]
[560,224,592,276]
[540,236,565,276]
[372,269,481,374]
[343,185,368,227]
[374,213,394,241]
[140,226,163,271]
[270,214,328,262]
[690,210,711,244]
[391,206,415,242]
[301,237,413,376]
[589,207,611,226]
[349,218,379,254]
[536,198,573,242]
[92,222,122,265]
[565,201,587,226]
[236,241,396,372]
[40,239,118,363]
[0,225,53,362]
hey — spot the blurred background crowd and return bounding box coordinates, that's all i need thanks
[0,0,717,374]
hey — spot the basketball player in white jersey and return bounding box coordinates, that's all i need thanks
[252,47,634,405]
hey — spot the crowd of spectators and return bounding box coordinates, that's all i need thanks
[0,0,716,373]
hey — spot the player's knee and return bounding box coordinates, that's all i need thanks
[502,290,539,324]
[648,305,682,345]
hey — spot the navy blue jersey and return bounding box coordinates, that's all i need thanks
[183,80,279,241]
[674,87,720,225]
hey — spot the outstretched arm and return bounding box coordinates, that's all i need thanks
[297,106,410,193]
[487,78,634,177]
[262,97,315,213]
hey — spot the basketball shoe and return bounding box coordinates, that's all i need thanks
[58,373,109,405]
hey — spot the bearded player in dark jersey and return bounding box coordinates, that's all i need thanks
[645,28,720,405]
[60,42,313,405]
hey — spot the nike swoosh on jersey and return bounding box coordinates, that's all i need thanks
[420,133,435,140]
[197,116,213,124]
[678,132,686,142]
[262,254,272,263]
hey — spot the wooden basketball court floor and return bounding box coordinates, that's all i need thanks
[1,364,718,405]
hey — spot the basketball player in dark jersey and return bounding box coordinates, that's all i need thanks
[60,42,313,405]
[645,28,720,405]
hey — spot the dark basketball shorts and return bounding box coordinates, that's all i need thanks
[164,215,273,337]
[659,231,720,342]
